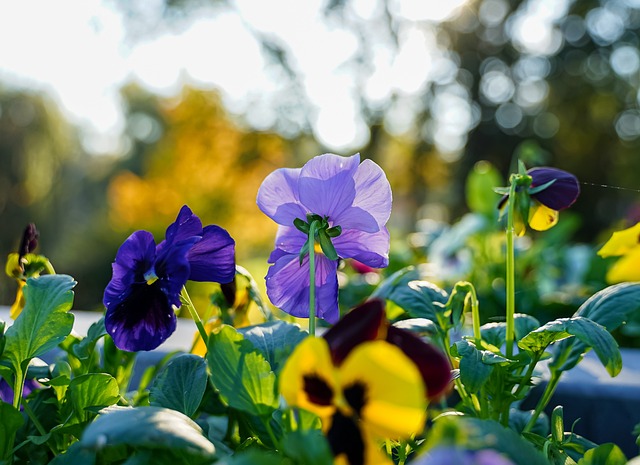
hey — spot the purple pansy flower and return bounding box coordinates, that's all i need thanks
[499,167,579,235]
[103,205,235,352]
[0,377,40,406]
[414,447,516,465]
[257,153,392,323]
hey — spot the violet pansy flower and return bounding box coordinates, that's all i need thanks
[498,166,579,236]
[257,153,392,323]
[103,205,235,352]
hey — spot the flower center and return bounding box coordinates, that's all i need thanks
[144,269,159,285]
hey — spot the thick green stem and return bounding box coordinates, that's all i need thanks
[308,220,320,336]
[505,181,518,358]
[12,368,24,411]
[523,370,562,433]
[181,287,209,347]
[513,353,542,400]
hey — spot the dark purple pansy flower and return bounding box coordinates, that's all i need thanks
[103,205,235,352]
[499,167,579,235]
[257,153,391,323]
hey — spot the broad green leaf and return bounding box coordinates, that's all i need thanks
[453,339,505,393]
[0,402,23,460]
[519,317,621,376]
[578,443,627,465]
[424,416,549,465]
[217,449,283,465]
[481,314,540,348]
[48,441,96,465]
[371,266,448,322]
[551,283,640,373]
[66,373,120,424]
[282,430,333,465]
[207,325,278,417]
[237,320,306,374]
[79,406,215,462]
[72,318,107,361]
[3,275,76,374]
[149,354,208,417]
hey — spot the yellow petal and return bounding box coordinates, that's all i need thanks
[528,201,558,231]
[279,337,338,422]
[338,341,426,439]
[605,247,640,283]
[598,222,640,257]
[10,281,26,319]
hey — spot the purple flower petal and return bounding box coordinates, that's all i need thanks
[300,153,360,181]
[164,205,203,244]
[187,225,236,283]
[257,167,307,226]
[528,167,579,211]
[274,226,307,255]
[154,237,197,308]
[265,252,339,323]
[105,281,177,351]
[348,158,392,227]
[103,231,156,309]
[333,227,390,268]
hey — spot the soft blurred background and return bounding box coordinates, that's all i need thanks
[2,0,640,339]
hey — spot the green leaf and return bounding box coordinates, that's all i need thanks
[72,318,107,361]
[0,402,24,460]
[392,318,440,338]
[149,354,208,417]
[481,314,540,348]
[48,441,96,465]
[66,373,120,424]
[78,406,215,462]
[217,449,283,465]
[207,325,278,417]
[578,443,627,465]
[424,416,549,465]
[453,339,499,393]
[371,267,448,322]
[237,320,306,374]
[3,275,76,374]
[519,317,622,376]
[282,430,333,465]
[551,283,640,373]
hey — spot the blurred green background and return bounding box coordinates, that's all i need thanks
[2,0,640,332]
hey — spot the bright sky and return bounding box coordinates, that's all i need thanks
[0,0,468,154]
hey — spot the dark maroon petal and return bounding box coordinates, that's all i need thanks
[386,326,452,400]
[105,281,177,351]
[326,410,365,465]
[187,225,236,283]
[323,299,387,365]
[528,167,580,211]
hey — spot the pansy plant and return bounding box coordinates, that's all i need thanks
[103,205,235,351]
[257,153,392,332]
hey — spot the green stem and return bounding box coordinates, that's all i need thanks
[308,220,320,336]
[12,368,25,411]
[513,353,542,400]
[43,260,56,275]
[181,287,209,347]
[523,370,562,433]
[505,180,518,359]
[22,401,48,438]
[467,286,481,348]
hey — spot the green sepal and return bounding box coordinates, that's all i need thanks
[551,406,564,444]
[326,225,342,238]
[298,240,310,265]
[293,218,309,234]
[306,213,323,224]
[493,186,511,195]
[518,159,528,175]
[528,178,556,195]
[318,229,338,261]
